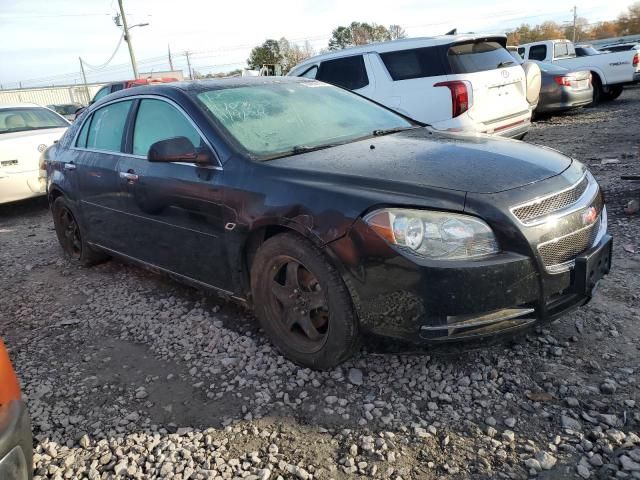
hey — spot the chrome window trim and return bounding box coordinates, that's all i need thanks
[509,171,591,227]
[69,94,223,170]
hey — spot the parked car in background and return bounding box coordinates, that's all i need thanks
[533,62,593,115]
[518,39,640,102]
[46,103,84,121]
[75,77,179,116]
[288,35,538,139]
[507,50,592,115]
[45,78,611,368]
[598,43,640,53]
[0,104,69,205]
[574,45,603,56]
[0,339,32,480]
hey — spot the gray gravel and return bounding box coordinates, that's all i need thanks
[1,88,639,479]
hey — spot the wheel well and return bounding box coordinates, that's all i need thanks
[48,187,64,204]
[590,71,602,86]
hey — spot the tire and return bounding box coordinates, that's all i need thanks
[51,196,107,266]
[250,232,359,369]
[602,85,623,101]
[522,62,541,106]
[591,75,604,104]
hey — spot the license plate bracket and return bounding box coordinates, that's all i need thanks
[573,235,612,296]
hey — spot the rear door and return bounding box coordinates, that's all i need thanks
[446,40,530,126]
[115,96,231,290]
[71,99,134,251]
[369,46,452,123]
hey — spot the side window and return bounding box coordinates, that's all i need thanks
[554,42,569,58]
[75,115,91,148]
[86,100,133,152]
[380,47,446,80]
[300,66,318,79]
[92,86,110,103]
[528,45,547,61]
[110,83,124,93]
[316,55,369,90]
[517,47,525,59]
[132,99,202,156]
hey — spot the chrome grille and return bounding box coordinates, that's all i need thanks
[538,221,600,268]
[512,174,589,224]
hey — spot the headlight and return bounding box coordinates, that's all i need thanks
[364,208,499,260]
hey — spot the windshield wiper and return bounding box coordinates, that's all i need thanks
[372,126,420,137]
[497,61,515,68]
[291,143,340,154]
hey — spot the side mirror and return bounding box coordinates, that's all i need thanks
[148,136,211,164]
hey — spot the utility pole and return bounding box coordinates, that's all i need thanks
[184,51,193,80]
[572,6,578,43]
[79,57,91,104]
[118,0,139,78]
[168,44,174,71]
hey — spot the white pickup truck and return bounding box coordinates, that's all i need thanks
[518,39,640,102]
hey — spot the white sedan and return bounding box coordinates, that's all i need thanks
[0,104,69,205]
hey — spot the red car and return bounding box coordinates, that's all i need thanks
[0,340,31,479]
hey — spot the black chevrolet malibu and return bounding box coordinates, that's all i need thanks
[44,77,611,369]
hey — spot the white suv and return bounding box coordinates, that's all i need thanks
[288,35,534,139]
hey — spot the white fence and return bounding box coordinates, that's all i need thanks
[0,84,106,107]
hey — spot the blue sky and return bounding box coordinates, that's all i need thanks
[0,0,632,88]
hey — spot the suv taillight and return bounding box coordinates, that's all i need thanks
[633,53,639,67]
[0,341,21,406]
[434,80,471,118]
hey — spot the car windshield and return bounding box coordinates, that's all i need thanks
[195,81,414,159]
[0,107,68,134]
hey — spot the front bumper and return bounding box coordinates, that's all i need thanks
[0,401,32,480]
[327,217,611,345]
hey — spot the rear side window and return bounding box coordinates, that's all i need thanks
[300,66,318,79]
[380,47,446,80]
[517,47,525,58]
[553,42,575,58]
[316,55,369,90]
[76,116,91,147]
[528,45,547,61]
[447,41,516,74]
[86,100,133,152]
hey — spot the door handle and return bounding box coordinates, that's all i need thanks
[64,162,76,171]
[119,171,139,182]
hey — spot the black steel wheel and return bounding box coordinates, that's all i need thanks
[251,232,359,369]
[52,196,107,266]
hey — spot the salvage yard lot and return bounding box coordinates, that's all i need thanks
[1,89,639,480]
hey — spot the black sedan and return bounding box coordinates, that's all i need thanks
[45,77,611,369]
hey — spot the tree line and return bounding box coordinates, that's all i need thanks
[507,2,640,44]
[247,22,407,74]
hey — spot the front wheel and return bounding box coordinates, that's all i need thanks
[52,196,107,266]
[250,232,359,369]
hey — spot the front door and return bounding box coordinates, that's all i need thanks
[115,97,231,291]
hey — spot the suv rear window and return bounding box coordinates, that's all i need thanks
[380,47,446,80]
[447,41,515,74]
[316,56,369,90]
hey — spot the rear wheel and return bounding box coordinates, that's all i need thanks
[52,196,106,266]
[591,75,604,104]
[250,232,359,369]
[602,85,623,101]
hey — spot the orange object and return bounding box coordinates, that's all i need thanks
[0,340,21,405]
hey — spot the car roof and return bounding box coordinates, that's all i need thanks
[290,34,507,69]
[0,103,42,109]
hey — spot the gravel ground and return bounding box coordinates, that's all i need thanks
[1,88,639,480]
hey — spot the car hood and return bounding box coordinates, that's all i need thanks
[267,128,572,194]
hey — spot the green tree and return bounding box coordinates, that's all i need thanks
[328,22,392,50]
[278,37,315,74]
[247,39,282,70]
